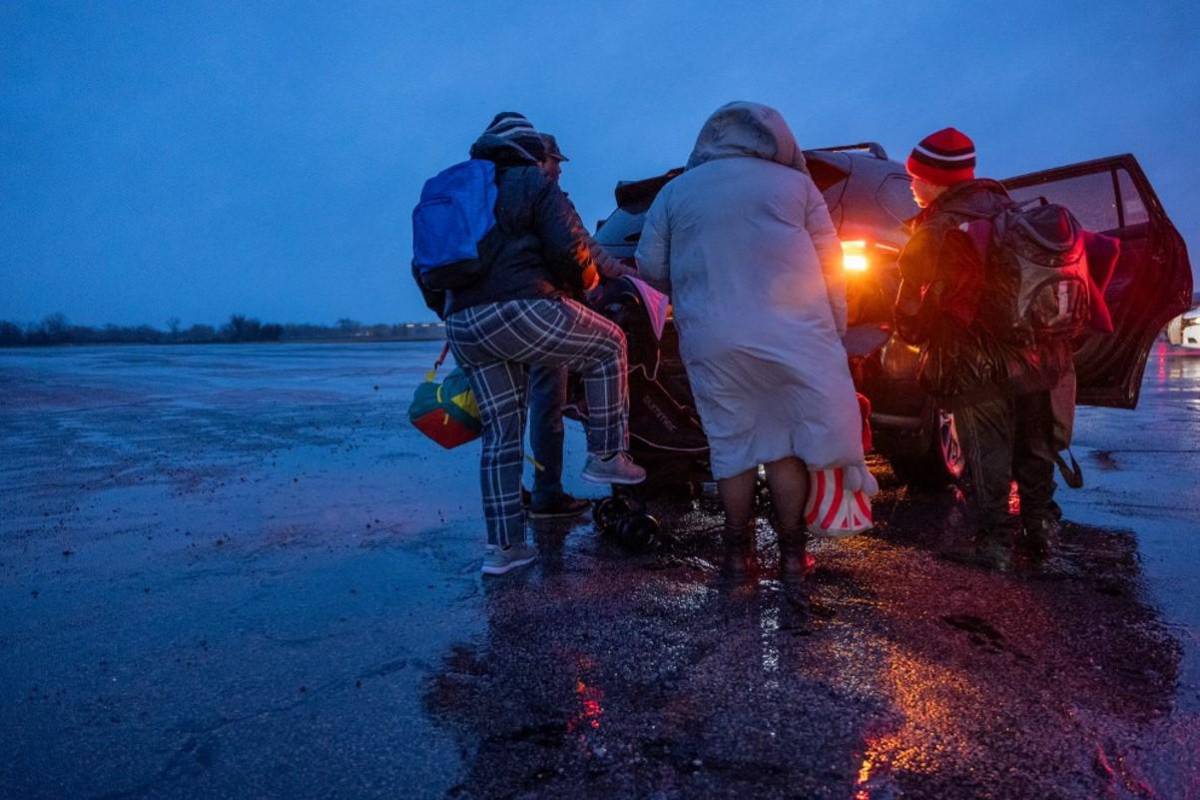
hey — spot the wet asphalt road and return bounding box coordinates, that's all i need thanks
[1,341,1197,799]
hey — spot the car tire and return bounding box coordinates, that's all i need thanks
[888,409,965,490]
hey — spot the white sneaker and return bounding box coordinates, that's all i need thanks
[480,542,539,576]
[581,452,647,485]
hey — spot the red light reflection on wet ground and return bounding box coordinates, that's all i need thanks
[569,680,604,732]
[839,542,1073,798]
[566,656,605,734]
[854,750,879,800]
[851,651,975,797]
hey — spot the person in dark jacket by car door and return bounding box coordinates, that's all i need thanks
[895,128,1072,570]
[419,113,645,576]
[524,133,637,520]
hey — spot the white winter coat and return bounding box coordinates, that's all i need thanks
[636,101,869,481]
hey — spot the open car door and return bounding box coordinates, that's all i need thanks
[1002,155,1193,408]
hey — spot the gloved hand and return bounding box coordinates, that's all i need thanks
[597,251,635,280]
[845,464,879,497]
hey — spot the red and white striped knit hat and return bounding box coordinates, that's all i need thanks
[906,127,976,186]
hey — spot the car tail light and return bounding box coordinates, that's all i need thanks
[840,240,900,273]
[841,240,869,272]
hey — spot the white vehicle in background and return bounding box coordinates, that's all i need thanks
[1166,303,1200,348]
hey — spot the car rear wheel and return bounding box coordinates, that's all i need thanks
[888,409,965,490]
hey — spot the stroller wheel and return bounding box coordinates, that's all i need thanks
[594,496,632,532]
[615,513,660,552]
[593,497,613,529]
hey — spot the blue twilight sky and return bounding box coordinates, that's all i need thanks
[3,1,1198,328]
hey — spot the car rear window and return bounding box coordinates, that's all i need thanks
[595,208,645,247]
[808,158,849,193]
[876,174,919,224]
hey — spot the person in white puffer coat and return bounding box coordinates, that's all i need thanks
[635,101,876,579]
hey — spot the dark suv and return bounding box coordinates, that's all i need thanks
[594,144,1193,488]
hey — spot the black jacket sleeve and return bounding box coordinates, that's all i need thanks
[530,177,600,292]
[411,262,447,320]
[893,224,944,345]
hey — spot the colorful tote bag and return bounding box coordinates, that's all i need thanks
[408,344,481,449]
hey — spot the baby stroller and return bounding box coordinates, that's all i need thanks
[564,276,879,549]
[563,276,712,548]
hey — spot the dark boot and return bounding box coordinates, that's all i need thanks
[527,491,591,520]
[778,529,813,584]
[721,525,756,580]
[970,527,1012,572]
[1020,517,1059,561]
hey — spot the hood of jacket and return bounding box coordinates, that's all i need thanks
[686,101,809,174]
[913,178,1011,229]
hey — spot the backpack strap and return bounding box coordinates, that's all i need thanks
[426,342,451,382]
[964,218,993,259]
[1053,448,1084,489]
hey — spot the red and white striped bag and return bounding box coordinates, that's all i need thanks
[805,393,877,537]
[805,467,874,537]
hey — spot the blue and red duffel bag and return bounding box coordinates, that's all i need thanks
[408,344,481,449]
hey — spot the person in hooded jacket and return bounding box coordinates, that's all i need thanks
[636,102,876,581]
[417,112,645,576]
[895,127,1073,570]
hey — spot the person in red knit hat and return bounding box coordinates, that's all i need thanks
[905,127,978,207]
[893,127,1072,571]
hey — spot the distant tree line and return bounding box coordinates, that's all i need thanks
[0,313,444,347]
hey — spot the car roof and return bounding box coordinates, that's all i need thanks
[607,144,916,248]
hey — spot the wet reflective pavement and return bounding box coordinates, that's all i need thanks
[2,342,1197,799]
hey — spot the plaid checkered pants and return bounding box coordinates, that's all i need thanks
[446,298,629,546]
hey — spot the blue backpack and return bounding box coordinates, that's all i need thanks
[412,159,498,290]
